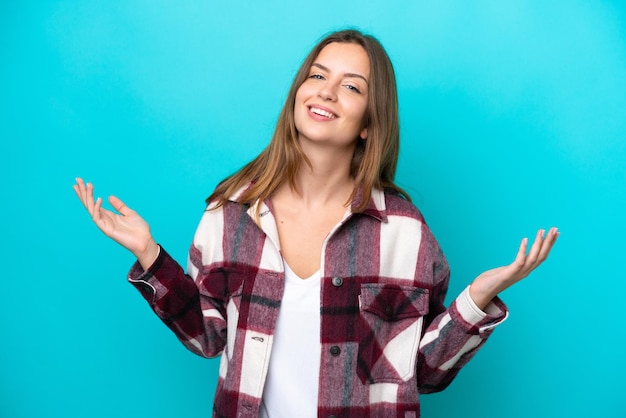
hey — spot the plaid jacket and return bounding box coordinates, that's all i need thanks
[128,187,507,418]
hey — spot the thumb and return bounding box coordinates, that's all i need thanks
[108,195,134,216]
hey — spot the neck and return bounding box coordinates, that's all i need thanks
[280,141,356,209]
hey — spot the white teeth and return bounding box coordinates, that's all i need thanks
[310,107,336,119]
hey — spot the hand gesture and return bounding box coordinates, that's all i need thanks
[73,178,159,268]
[469,228,559,310]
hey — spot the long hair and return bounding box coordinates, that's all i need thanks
[206,29,410,213]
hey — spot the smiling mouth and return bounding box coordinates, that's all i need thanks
[309,106,337,119]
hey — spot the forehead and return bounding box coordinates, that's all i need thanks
[313,42,370,78]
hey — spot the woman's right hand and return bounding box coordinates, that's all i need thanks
[73,177,160,269]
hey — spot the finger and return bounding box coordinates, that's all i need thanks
[515,230,544,278]
[509,237,528,273]
[525,229,545,265]
[85,182,97,215]
[72,183,84,203]
[74,177,85,193]
[77,178,90,197]
[92,196,103,224]
[521,228,559,276]
[537,227,559,262]
[108,195,133,216]
[73,178,88,206]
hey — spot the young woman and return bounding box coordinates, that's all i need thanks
[74,29,558,418]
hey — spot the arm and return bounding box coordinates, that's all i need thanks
[73,178,227,357]
[416,227,558,393]
[127,246,227,358]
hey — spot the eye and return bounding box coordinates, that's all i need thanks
[345,84,362,94]
[309,73,325,80]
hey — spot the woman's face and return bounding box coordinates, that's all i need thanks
[294,42,370,150]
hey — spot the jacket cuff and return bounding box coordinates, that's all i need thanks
[127,245,164,304]
[455,286,509,334]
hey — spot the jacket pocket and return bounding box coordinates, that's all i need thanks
[357,283,429,384]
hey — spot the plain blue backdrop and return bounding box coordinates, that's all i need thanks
[2,1,625,417]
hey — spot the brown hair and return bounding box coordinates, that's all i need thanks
[206,29,410,213]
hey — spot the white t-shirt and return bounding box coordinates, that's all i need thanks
[259,261,321,418]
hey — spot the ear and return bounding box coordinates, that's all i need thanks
[359,127,368,140]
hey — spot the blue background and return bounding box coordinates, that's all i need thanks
[2,1,625,417]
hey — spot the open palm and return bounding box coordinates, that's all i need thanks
[469,227,559,309]
[73,178,157,264]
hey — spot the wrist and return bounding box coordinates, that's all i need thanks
[469,281,499,311]
[135,239,160,270]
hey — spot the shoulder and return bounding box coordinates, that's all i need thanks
[195,198,251,237]
[382,189,426,223]
[382,190,444,254]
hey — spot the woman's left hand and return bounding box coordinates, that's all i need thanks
[469,227,559,310]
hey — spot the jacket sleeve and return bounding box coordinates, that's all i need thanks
[127,245,227,358]
[128,202,238,359]
[415,226,508,393]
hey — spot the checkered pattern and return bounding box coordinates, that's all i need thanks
[128,188,507,417]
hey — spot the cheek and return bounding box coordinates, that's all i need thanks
[294,85,309,112]
[351,101,369,127]
[296,83,315,104]
[293,91,304,118]
[293,93,307,130]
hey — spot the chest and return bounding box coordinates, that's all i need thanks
[215,201,430,287]
[274,207,348,278]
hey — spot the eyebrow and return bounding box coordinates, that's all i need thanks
[311,63,369,85]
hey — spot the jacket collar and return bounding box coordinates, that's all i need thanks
[228,183,388,223]
[351,187,387,222]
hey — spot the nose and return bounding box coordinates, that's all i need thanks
[318,82,338,101]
